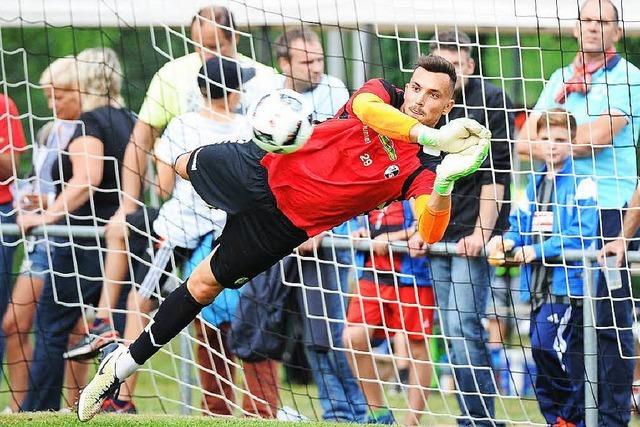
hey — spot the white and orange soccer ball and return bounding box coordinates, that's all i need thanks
[247,89,314,154]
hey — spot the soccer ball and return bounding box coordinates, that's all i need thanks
[248,89,313,154]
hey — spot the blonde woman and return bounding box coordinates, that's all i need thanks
[16,47,135,411]
[1,56,82,413]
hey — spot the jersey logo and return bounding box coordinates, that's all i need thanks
[190,147,204,171]
[360,153,373,167]
[378,135,397,161]
[362,125,372,144]
[384,164,399,179]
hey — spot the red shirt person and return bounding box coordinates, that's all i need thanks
[0,94,25,204]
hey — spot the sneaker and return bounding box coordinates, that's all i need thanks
[77,343,125,422]
[64,321,119,361]
[101,398,137,414]
[366,411,395,425]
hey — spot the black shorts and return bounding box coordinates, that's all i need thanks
[186,142,308,289]
[126,207,192,296]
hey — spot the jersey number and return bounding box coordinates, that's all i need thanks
[360,153,373,167]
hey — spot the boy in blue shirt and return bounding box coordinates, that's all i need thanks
[490,109,598,426]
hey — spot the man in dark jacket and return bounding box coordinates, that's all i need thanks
[429,30,514,427]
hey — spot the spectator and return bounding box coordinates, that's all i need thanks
[0,92,26,405]
[490,109,598,426]
[1,57,80,412]
[518,1,640,423]
[66,56,249,414]
[274,28,366,423]
[108,5,274,234]
[344,200,434,425]
[92,5,276,415]
[428,30,513,426]
[18,47,135,411]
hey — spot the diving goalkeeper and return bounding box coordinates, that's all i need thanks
[78,54,491,421]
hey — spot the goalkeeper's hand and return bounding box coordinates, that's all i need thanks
[417,118,491,153]
[434,137,490,196]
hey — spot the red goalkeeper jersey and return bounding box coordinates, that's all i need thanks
[260,79,438,237]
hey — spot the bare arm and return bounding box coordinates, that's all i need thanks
[476,183,505,240]
[516,112,542,159]
[155,157,176,201]
[43,136,104,223]
[571,114,629,157]
[517,111,628,159]
[0,150,19,181]
[119,120,161,212]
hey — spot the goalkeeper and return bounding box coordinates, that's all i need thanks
[78,54,491,421]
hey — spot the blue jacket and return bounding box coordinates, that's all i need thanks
[504,160,598,297]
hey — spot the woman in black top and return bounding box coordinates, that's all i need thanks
[17,47,135,411]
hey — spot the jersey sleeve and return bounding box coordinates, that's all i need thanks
[137,67,181,130]
[0,96,26,154]
[404,168,436,199]
[344,79,419,142]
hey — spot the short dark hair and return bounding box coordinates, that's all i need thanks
[579,0,619,23]
[429,30,473,56]
[191,6,236,41]
[275,29,321,60]
[197,56,240,99]
[415,55,457,90]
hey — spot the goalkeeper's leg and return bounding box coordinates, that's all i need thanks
[77,251,223,421]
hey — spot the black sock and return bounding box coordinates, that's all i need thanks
[129,283,205,365]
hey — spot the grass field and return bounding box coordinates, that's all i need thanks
[0,341,639,426]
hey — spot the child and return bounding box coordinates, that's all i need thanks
[344,200,434,425]
[489,108,598,426]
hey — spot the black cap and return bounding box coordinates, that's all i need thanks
[197,56,241,99]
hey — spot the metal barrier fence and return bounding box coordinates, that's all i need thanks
[2,224,636,426]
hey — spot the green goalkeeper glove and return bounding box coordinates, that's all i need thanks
[417,117,492,153]
[434,137,490,196]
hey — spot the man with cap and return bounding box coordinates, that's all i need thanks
[66,56,251,414]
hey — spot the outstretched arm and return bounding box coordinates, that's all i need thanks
[352,92,490,153]
[413,138,491,244]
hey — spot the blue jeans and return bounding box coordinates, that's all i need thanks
[431,255,499,427]
[530,302,584,426]
[595,209,634,426]
[0,201,17,367]
[298,247,366,422]
[23,240,104,411]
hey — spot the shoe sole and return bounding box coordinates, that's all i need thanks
[64,336,118,361]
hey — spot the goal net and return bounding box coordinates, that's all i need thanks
[1,0,639,425]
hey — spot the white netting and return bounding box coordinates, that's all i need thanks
[0,0,639,425]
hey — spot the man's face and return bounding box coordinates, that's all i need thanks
[538,125,572,169]
[278,38,324,93]
[574,0,621,54]
[401,67,455,127]
[191,19,235,61]
[46,86,82,120]
[431,48,475,93]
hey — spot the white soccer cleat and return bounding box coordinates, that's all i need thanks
[77,343,126,421]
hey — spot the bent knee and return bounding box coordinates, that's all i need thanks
[187,271,223,305]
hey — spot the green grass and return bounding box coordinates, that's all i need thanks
[1,341,640,426]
